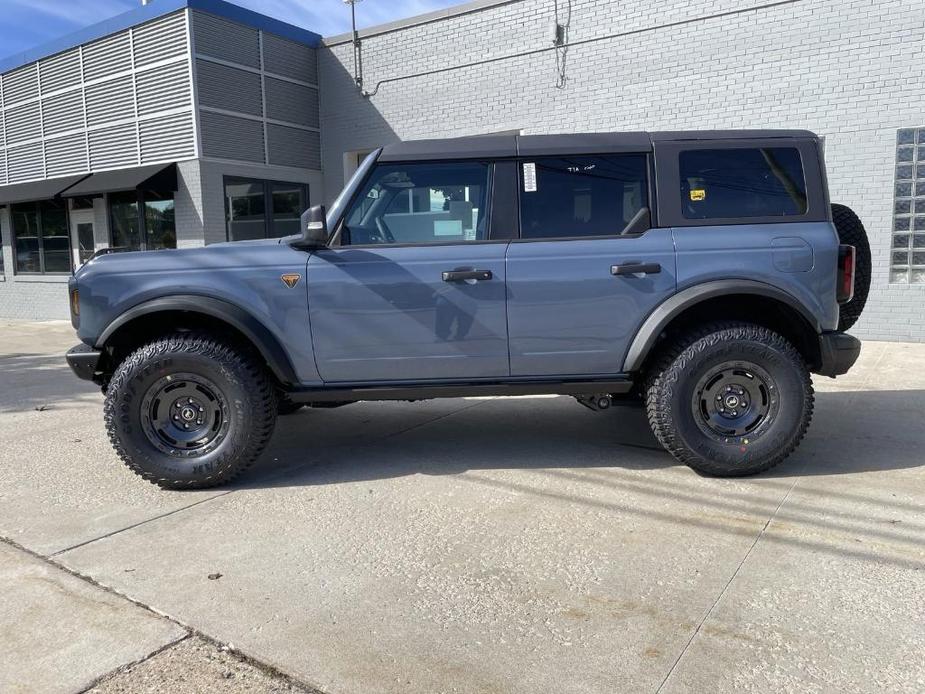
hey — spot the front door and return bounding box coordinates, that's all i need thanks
[69,208,96,269]
[308,159,509,383]
[505,153,677,376]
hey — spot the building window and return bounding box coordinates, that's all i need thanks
[891,128,925,283]
[109,190,176,251]
[224,177,309,241]
[519,155,649,238]
[10,199,70,274]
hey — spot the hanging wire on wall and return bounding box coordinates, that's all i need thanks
[553,0,572,89]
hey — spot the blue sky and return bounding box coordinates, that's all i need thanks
[0,0,462,59]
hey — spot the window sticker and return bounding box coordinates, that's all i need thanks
[690,189,706,201]
[523,162,537,192]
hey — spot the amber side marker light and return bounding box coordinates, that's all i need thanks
[70,288,80,316]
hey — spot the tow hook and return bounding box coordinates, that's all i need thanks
[575,394,612,412]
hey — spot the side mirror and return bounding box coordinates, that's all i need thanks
[296,205,328,248]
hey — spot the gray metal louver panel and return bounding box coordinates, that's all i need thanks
[42,89,84,136]
[195,59,262,116]
[267,124,320,169]
[44,132,88,176]
[136,61,191,116]
[82,31,131,83]
[200,111,264,162]
[0,149,7,185]
[5,102,41,144]
[2,64,38,106]
[192,12,259,68]
[262,34,317,84]
[7,142,44,182]
[265,77,318,128]
[139,111,195,162]
[89,123,138,169]
[133,12,188,67]
[39,49,81,95]
[85,75,134,127]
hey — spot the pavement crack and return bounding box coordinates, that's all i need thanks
[50,491,234,557]
[653,474,803,693]
[75,633,193,694]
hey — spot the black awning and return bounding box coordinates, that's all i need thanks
[0,173,90,205]
[61,162,177,197]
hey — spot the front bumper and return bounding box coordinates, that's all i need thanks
[66,343,102,382]
[816,332,861,378]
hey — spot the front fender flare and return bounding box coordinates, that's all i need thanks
[96,295,299,385]
[622,280,822,373]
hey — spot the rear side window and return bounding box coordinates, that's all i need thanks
[519,154,648,239]
[679,148,807,220]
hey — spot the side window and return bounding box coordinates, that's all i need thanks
[679,148,808,220]
[343,162,490,245]
[519,154,649,239]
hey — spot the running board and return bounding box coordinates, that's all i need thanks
[287,377,634,403]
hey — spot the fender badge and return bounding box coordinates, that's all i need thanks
[281,273,302,289]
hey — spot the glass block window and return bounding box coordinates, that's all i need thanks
[892,127,925,283]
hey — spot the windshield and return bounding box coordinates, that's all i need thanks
[326,149,381,230]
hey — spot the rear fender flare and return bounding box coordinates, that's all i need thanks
[622,280,822,373]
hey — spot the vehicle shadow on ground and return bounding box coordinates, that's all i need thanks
[0,353,101,413]
[238,389,925,490]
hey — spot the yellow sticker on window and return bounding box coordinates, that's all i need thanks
[690,189,706,201]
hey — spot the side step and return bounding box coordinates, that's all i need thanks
[287,377,633,404]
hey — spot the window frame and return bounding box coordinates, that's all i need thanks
[331,159,503,249]
[10,199,71,276]
[512,151,656,243]
[108,189,177,252]
[654,139,828,228]
[223,176,310,242]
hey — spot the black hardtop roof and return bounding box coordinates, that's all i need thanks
[378,130,819,161]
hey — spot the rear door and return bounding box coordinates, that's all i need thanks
[505,153,677,376]
[308,159,512,383]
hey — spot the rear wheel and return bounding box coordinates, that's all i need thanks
[104,334,277,489]
[646,322,813,476]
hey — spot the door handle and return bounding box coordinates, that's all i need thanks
[442,269,493,282]
[611,262,661,276]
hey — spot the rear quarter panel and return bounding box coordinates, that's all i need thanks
[671,221,841,331]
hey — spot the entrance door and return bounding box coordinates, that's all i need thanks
[308,159,509,383]
[69,209,96,268]
[505,153,677,376]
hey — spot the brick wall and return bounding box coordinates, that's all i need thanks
[318,0,925,341]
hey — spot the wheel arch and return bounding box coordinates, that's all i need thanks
[623,280,822,373]
[95,295,299,386]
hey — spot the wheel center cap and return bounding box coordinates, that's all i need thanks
[724,395,740,409]
[180,406,197,422]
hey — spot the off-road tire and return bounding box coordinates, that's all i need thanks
[645,322,813,476]
[831,203,871,331]
[104,334,277,489]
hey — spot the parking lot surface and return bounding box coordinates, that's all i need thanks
[0,320,923,693]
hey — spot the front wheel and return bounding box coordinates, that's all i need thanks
[104,334,277,489]
[645,323,814,476]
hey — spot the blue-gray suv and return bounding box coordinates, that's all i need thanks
[66,131,869,488]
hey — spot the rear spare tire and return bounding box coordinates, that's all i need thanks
[831,203,871,331]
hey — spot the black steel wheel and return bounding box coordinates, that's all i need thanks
[104,334,277,489]
[646,322,813,476]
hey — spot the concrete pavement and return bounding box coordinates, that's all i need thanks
[0,320,923,693]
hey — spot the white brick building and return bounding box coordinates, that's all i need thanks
[1,0,922,341]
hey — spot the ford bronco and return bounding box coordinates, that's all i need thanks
[66,130,869,488]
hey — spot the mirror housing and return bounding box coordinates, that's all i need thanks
[294,205,328,249]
